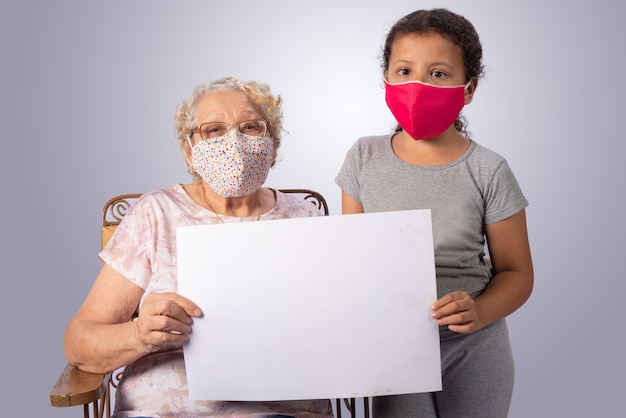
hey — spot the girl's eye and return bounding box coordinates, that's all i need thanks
[431,70,446,78]
[397,68,411,76]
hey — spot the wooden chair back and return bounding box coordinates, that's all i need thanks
[101,189,329,249]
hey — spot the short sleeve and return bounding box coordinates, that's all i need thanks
[335,140,363,204]
[99,196,157,290]
[484,160,529,224]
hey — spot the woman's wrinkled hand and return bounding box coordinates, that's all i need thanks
[135,292,202,353]
[431,291,481,334]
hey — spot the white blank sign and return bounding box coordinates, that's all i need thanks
[177,209,441,401]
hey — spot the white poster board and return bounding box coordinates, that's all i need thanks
[177,209,441,401]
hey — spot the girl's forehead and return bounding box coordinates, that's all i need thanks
[390,33,463,62]
[393,32,458,51]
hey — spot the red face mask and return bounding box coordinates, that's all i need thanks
[384,79,468,140]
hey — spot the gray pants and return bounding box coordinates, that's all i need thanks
[373,319,514,418]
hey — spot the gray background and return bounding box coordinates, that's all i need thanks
[1,0,624,417]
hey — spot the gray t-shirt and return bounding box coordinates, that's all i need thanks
[335,135,528,307]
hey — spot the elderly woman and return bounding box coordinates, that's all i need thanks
[64,77,333,417]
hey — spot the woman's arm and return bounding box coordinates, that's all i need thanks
[64,263,202,373]
[432,209,534,333]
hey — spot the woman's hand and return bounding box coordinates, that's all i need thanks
[431,291,481,334]
[136,292,203,353]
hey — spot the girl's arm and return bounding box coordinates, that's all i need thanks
[433,209,533,333]
[341,190,364,214]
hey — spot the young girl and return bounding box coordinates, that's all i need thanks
[335,8,533,418]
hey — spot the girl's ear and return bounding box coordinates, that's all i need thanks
[464,77,478,105]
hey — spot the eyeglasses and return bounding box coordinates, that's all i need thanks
[190,119,269,141]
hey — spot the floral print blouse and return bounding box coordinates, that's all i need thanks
[99,184,333,418]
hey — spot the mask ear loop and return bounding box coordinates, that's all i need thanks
[185,134,196,175]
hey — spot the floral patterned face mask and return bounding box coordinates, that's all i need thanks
[191,129,274,197]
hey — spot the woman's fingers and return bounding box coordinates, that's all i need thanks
[147,292,202,321]
[136,292,202,352]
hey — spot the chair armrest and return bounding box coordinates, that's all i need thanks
[50,363,111,407]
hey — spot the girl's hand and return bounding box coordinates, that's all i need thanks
[431,291,481,334]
